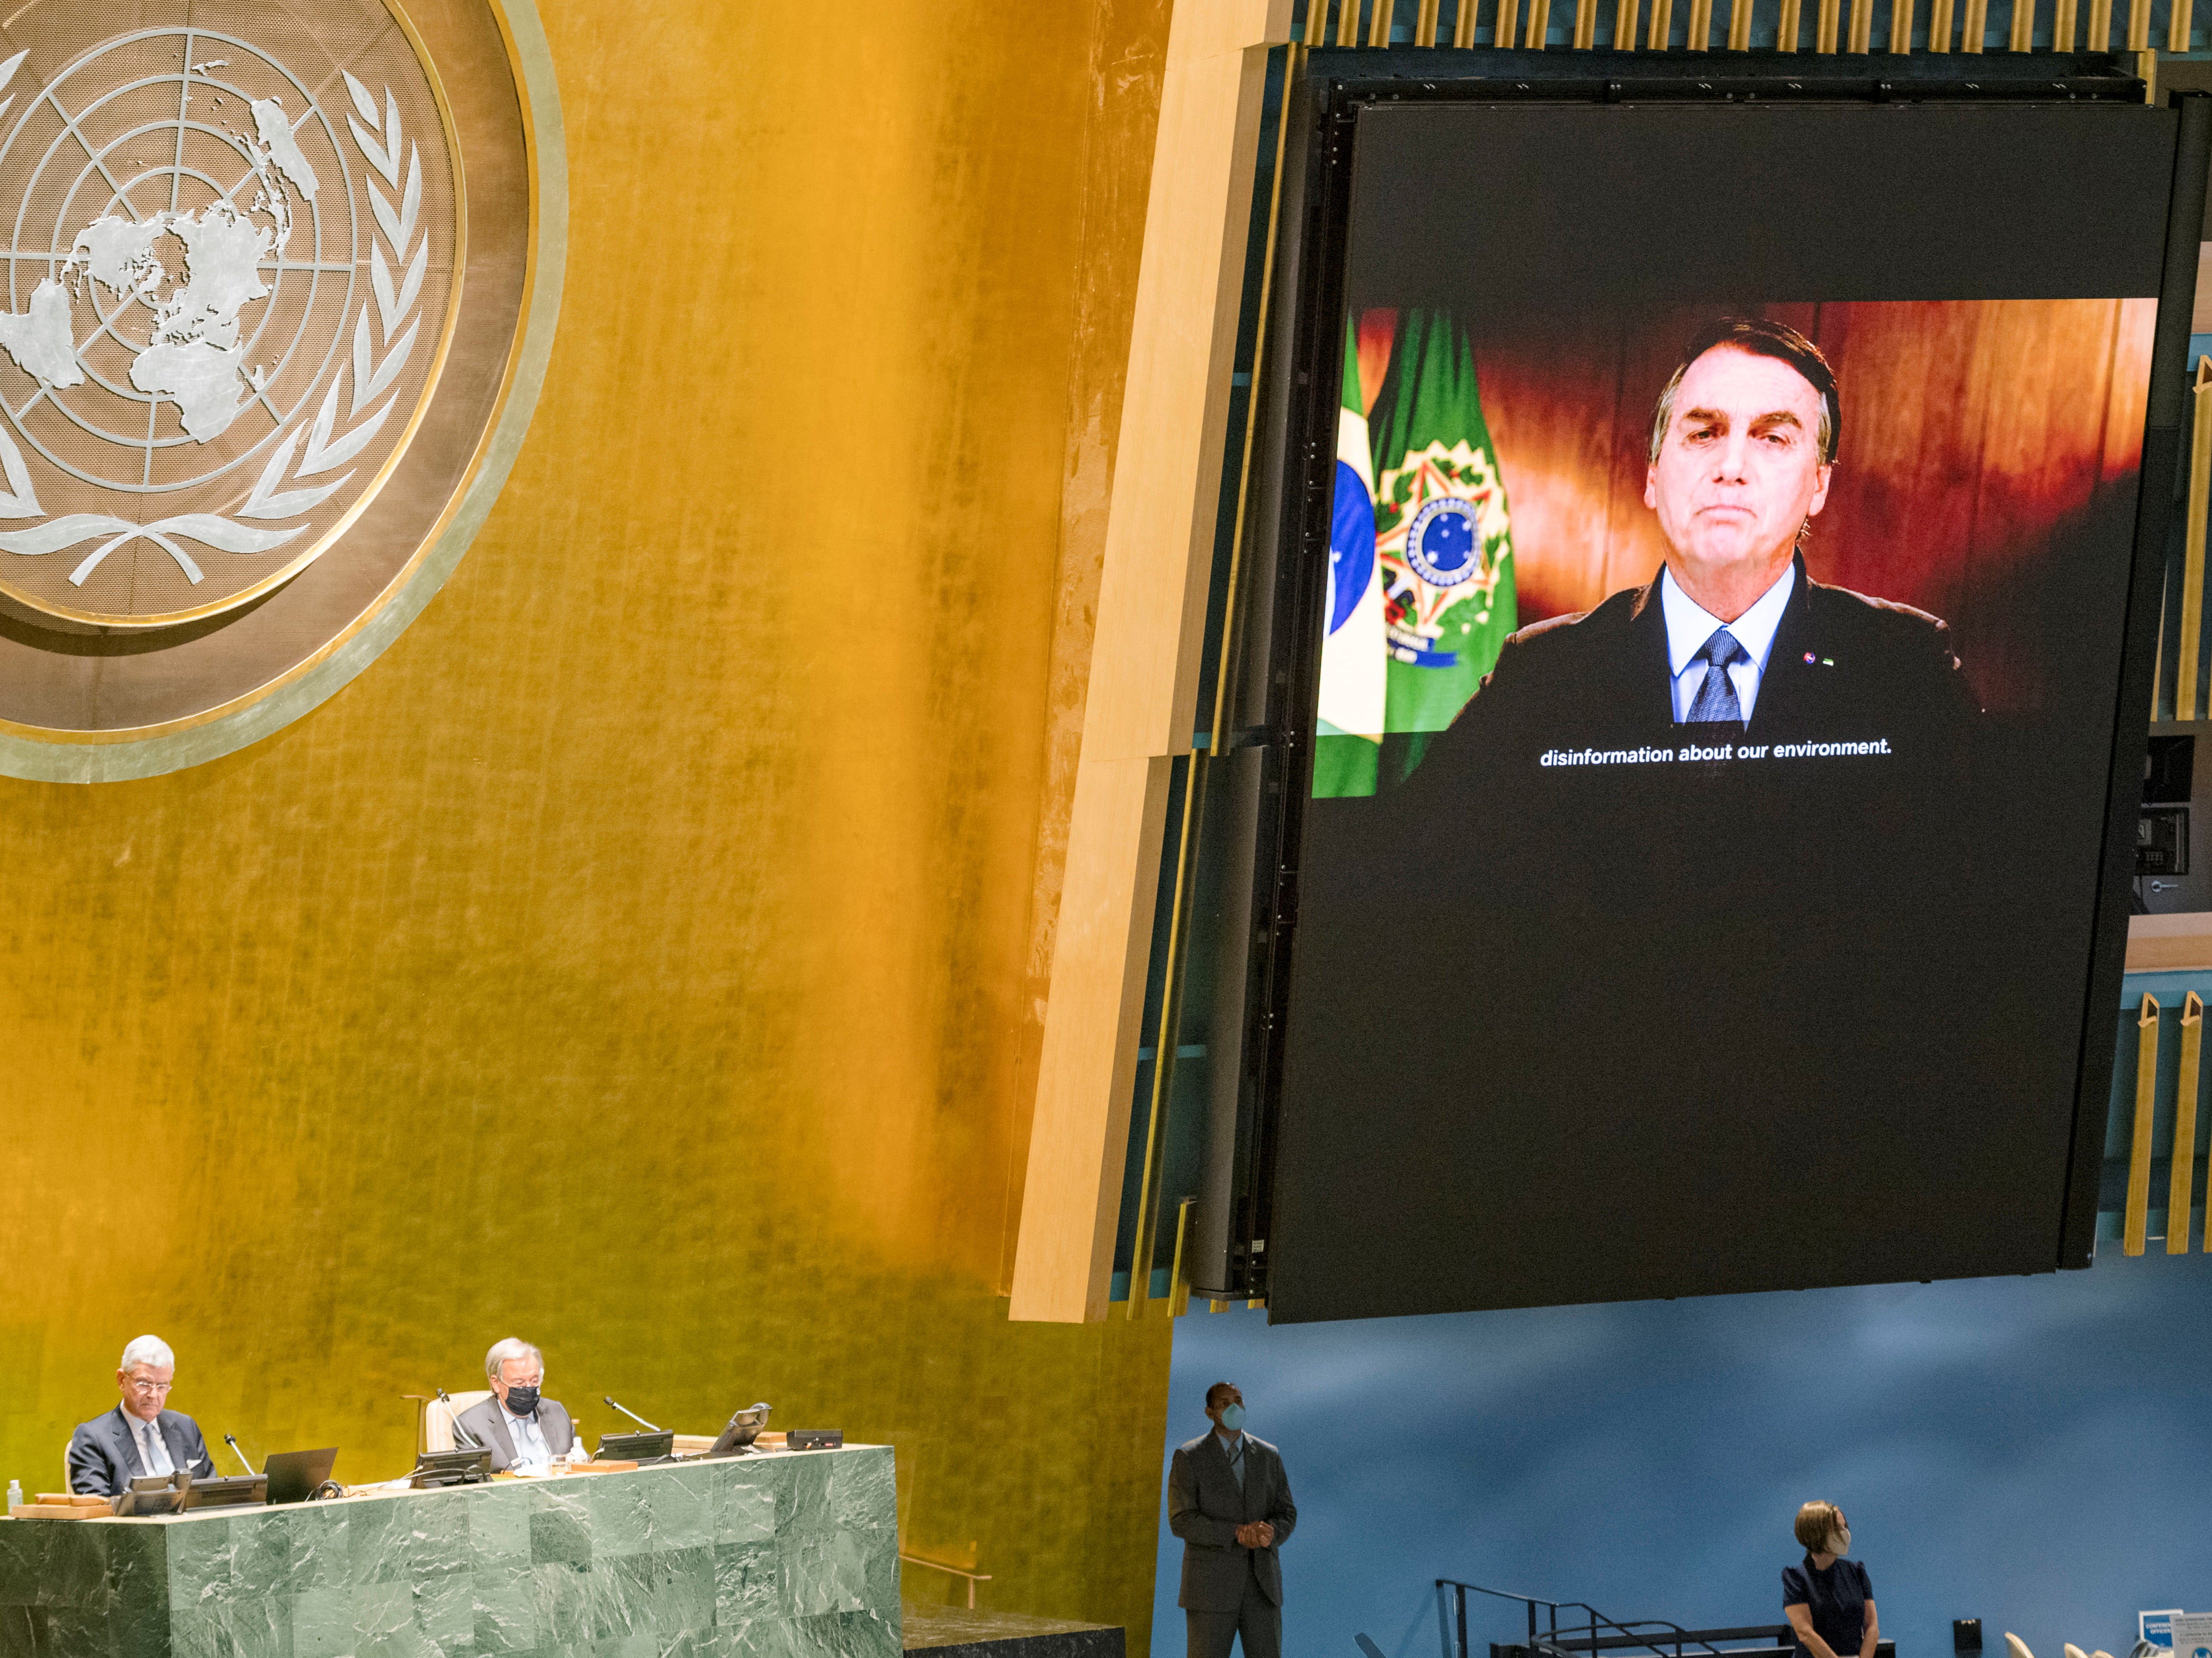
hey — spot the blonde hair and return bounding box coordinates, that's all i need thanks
[1794,1501,1845,1550]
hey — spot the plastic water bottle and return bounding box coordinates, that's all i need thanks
[5,1479,21,1512]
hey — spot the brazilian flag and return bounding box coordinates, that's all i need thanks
[1312,315,1387,798]
[1370,311,1517,787]
[1311,310,1516,797]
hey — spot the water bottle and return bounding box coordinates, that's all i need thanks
[5,1479,21,1512]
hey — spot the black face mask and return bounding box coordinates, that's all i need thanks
[504,1385,540,1417]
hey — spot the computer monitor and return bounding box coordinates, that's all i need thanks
[595,1430,674,1462]
[264,1447,338,1504]
[180,1474,265,1510]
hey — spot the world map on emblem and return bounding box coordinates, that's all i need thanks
[0,20,456,627]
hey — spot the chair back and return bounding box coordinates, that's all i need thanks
[424,1391,493,1452]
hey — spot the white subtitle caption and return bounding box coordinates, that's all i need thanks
[1537,739,1893,767]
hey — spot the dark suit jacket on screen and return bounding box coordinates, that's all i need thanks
[1416,553,1981,779]
[453,1396,576,1472]
[1168,1431,1297,1611]
[67,1405,217,1497]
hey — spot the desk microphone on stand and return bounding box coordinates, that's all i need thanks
[222,1433,256,1475]
[436,1390,485,1450]
[603,1396,663,1433]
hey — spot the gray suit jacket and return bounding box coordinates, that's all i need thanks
[453,1397,575,1472]
[67,1405,217,1497]
[1168,1431,1297,1611]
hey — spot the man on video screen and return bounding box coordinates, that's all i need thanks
[1408,317,1981,784]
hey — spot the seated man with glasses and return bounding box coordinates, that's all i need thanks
[67,1334,217,1496]
[452,1337,582,1474]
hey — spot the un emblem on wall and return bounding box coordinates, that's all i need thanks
[0,0,562,779]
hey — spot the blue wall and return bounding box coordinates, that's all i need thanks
[1152,1251,2212,1658]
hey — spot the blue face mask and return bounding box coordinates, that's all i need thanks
[1219,1403,1246,1432]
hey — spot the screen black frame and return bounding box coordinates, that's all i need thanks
[1219,49,2208,1314]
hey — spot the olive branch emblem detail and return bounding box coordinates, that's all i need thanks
[0,70,425,589]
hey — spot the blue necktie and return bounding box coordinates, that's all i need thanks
[1687,628,1748,725]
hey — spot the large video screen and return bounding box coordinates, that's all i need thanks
[1267,93,2193,1321]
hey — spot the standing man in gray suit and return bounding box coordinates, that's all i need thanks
[1168,1382,1297,1658]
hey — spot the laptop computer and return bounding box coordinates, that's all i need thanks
[264,1447,338,1505]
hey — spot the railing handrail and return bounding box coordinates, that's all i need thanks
[1434,1580,1751,1658]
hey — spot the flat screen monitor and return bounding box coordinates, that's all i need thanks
[1249,56,2205,1321]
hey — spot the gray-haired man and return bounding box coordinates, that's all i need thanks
[66,1334,218,1496]
[453,1338,579,1472]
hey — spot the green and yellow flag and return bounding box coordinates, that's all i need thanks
[1311,309,1516,797]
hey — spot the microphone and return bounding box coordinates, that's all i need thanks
[222,1433,256,1475]
[603,1395,662,1432]
[437,1390,484,1450]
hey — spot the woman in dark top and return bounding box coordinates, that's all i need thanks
[1783,1501,1877,1658]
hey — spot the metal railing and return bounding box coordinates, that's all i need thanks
[1435,1581,1795,1658]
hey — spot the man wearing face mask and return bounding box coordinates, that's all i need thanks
[1168,1382,1298,1658]
[1784,1501,1876,1658]
[452,1337,581,1473]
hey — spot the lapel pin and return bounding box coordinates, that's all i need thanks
[1803,652,1816,663]
[1821,657,1834,667]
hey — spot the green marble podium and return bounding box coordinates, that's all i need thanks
[0,1444,899,1658]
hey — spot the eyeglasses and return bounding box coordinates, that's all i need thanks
[124,1379,173,1396]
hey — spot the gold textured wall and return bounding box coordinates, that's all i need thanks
[0,0,1175,1636]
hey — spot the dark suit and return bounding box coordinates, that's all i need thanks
[67,1405,216,1497]
[1168,1431,1297,1658]
[453,1396,576,1472]
[1415,554,1979,773]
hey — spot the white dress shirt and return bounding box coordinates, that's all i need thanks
[1661,560,1796,724]
[503,1404,553,1472]
[131,1413,175,1478]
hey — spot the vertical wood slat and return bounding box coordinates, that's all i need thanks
[2127,0,2150,48]
[1526,0,1548,48]
[1456,0,1481,41]
[1688,0,1713,46]
[1883,0,1908,49]
[2051,0,2078,49]
[2171,0,2193,53]
[1497,0,1521,43]
[1368,0,1393,44]
[1816,0,1841,51]
[1305,0,1331,42]
[1728,0,1754,46]
[2125,994,2160,1257]
[1778,0,1804,47]
[1575,0,1600,48]
[1927,0,1954,46]
[2181,360,2212,719]
[1338,0,1361,43]
[1416,0,1442,40]
[2008,0,2033,48]
[1848,0,1872,51]
[1959,0,1985,48]
[2169,995,2202,1256]
[2086,0,2112,51]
